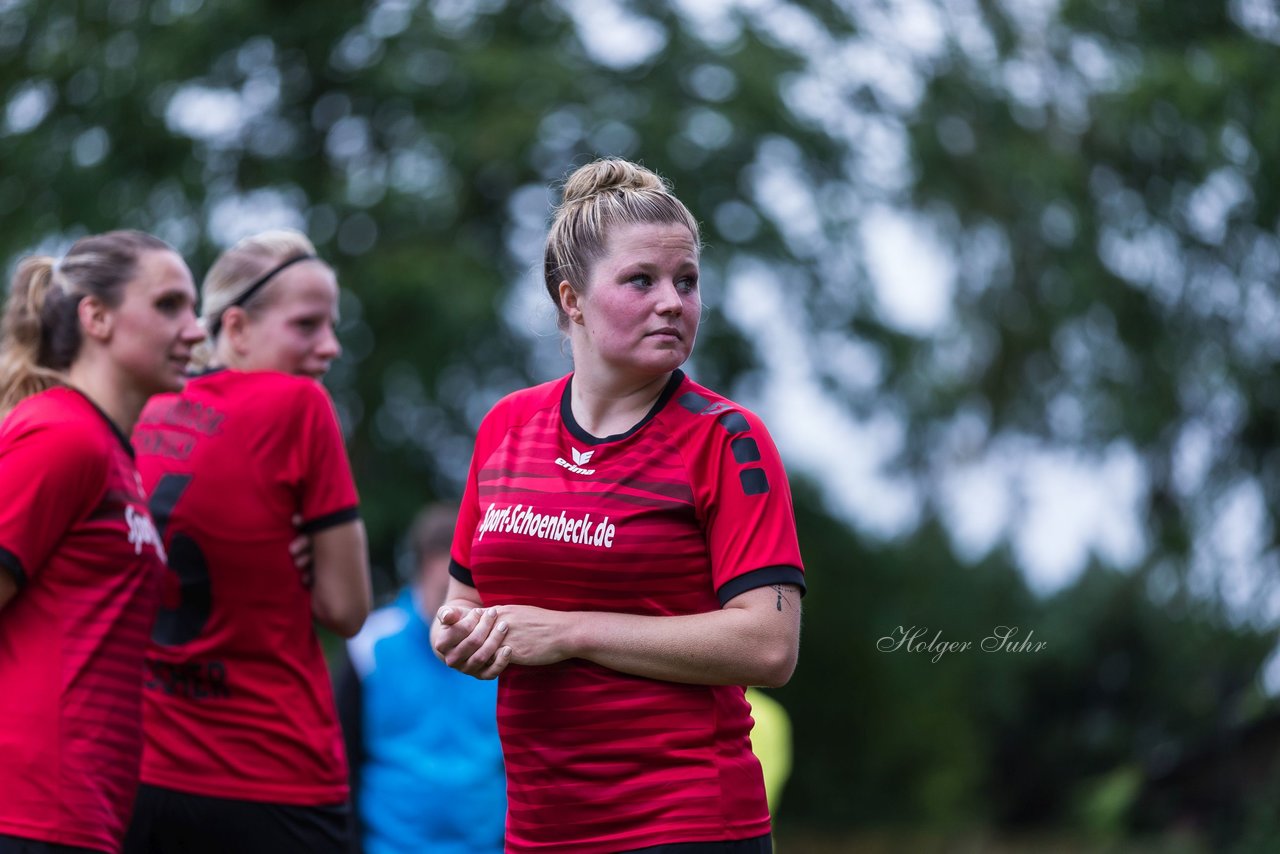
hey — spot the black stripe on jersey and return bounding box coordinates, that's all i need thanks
[0,546,27,589]
[678,391,713,414]
[739,467,769,495]
[717,411,750,435]
[731,437,761,464]
[716,565,806,606]
[299,506,360,534]
[448,558,476,588]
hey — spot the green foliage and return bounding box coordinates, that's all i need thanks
[4,0,1280,844]
[909,0,1280,566]
[783,481,1275,838]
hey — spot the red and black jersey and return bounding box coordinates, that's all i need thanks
[0,387,165,853]
[132,370,359,806]
[452,370,805,853]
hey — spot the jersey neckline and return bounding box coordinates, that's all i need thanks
[63,385,135,458]
[560,370,686,446]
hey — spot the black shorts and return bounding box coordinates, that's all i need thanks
[623,834,772,854]
[122,784,350,854]
[0,834,104,854]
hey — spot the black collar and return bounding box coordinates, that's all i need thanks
[66,386,135,458]
[560,370,685,446]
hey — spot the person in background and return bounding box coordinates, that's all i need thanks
[124,229,371,854]
[432,158,806,853]
[0,231,203,854]
[336,502,506,854]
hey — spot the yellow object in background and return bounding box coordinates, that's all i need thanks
[746,687,794,816]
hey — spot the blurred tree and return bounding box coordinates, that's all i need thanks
[903,0,1280,610]
[888,0,1280,841]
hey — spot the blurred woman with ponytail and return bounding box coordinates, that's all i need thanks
[125,229,371,854]
[0,231,203,854]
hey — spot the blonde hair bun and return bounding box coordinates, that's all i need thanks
[561,158,667,205]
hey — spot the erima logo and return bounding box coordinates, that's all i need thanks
[555,447,596,475]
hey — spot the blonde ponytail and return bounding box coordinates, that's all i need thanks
[0,257,74,415]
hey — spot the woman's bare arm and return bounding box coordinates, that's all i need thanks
[438,583,803,687]
[309,519,372,638]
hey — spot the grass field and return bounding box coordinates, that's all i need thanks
[772,829,1208,854]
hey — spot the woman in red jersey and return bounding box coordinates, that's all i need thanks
[0,231,204,854]
[123,230,372,854]
[433,159,806,854]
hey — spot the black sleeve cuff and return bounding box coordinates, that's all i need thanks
[0,546,27,589]
[299,506,361,534]
[448,558,476,588]
[716,565,806,607]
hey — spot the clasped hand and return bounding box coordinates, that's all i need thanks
[431,604,568,680]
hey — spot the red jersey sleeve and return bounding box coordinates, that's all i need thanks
[695,407,805,606]
[0,416,106,587]
[291,382,359,534]
[450,382,558,588]
[450,405,504,588]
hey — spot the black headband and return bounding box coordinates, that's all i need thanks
[209,253,318,337]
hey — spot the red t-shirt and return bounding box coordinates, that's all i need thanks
[452,370,805,853]
[0,387,165,853]
[132,370,359,805]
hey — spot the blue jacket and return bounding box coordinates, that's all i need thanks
[337,589,506,854]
